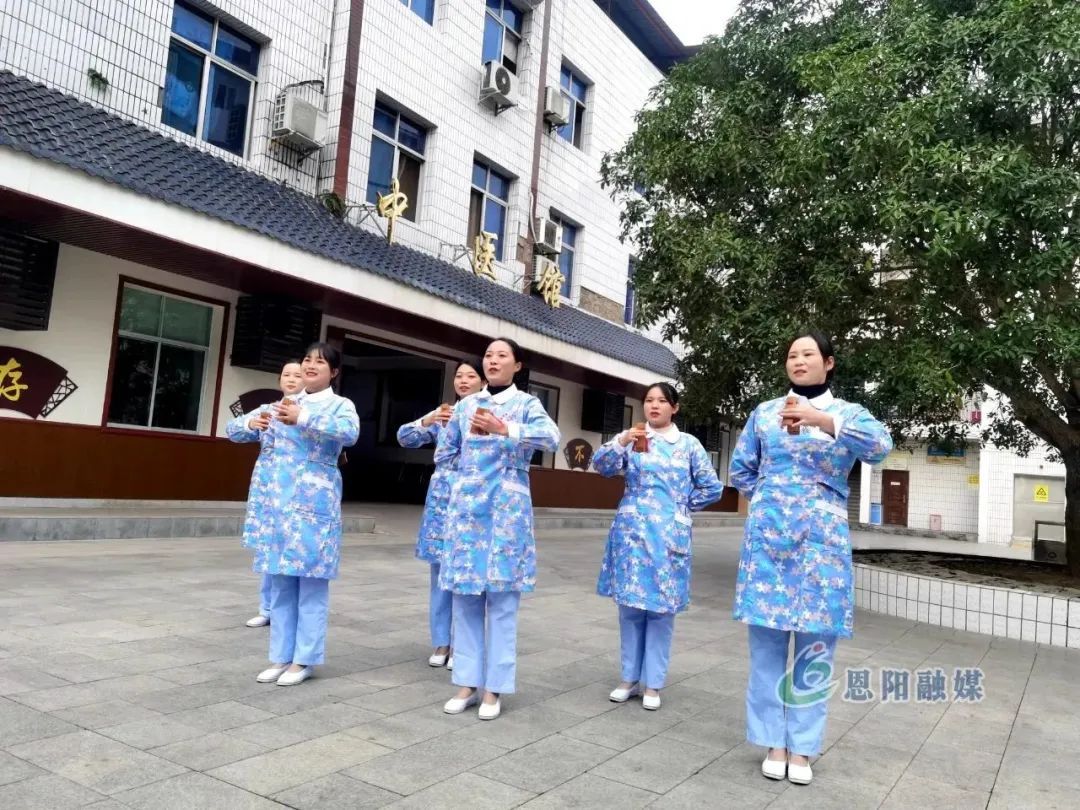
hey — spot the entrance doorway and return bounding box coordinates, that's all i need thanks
[882,470,909,527]
[337,336,447,504]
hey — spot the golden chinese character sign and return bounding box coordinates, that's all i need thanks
[376,177,409,244]
[0,347,78,418]
[472,231,498,280]
[535,259,565,308]
[563,438,594,471]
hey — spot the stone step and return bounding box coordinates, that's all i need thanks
[533,508,744,531]
[0,506,376,542]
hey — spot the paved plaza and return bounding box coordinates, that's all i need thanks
[1,507,1078,809]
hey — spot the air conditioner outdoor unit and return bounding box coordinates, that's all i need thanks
[480,61,518,109]
[534,217,563,255]
[543,86,570,127]
[272,91,328,152]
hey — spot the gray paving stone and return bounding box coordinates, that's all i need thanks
[590,735,719,794]
[49,700,163,731]
[812,738,912,789]
[471,733,616,793]
[343,704,481,750]
[533,681,622,718]
[228,702,383,748]
[648,768,778,809]
[343,732,505,796]
[384,772,533,809]
[516,773,657,809]
[11,675,177,713]
[0,750,44,787]
[926,710,1014,756]
[271,773,400,809]
[0,697,80,747]
[987,783,1080,809]
[96,716,205,749]
[149,732,268,772]
[7,730,188,795]
[208,731,391,795]
[0,666,72,695]
[165,700,277,733]
[906,740,1002,792]
[880,773,990,809]
[236,676,381,715]
[0,774,106,809]
[345,681,447,715]
[115,772,282,809]
[456,703,583,750]
[559,700,681,751]
[995,744,1080,792]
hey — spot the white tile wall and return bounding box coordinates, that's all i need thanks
[870,443,980,534]
[1,0,665,333]
[854,563,1080,650]
[977,443,1067,545]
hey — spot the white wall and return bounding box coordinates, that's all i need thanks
[979,444,1067,546]
[870,444,981,535]
[1,0,336,194]
[0,243,278,434]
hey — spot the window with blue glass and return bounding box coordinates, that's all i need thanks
[482,0,524,74]
[162,1,260,157]
[469,161,512,262]
[400,0,434,25]
[366,101,427,222]
[624,258,636,325]
[550,214,577,299]
[558,65,588,148]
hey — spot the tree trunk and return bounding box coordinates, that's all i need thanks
[1066,448,1080,580]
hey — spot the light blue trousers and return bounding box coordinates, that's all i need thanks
[258,573,273,617]
[429,563,452,648]
[269,575,330,666]
[619,605,675,690]
[746,624,838,756]
[451,591,521,694]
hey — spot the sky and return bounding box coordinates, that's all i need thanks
[650,0,741,45]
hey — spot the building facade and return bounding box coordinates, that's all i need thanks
[0,0,737,510]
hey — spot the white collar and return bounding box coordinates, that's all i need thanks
[788,389,834,408]
[646,424,681,444]
[302,387,335,403]
[481,384,518,405]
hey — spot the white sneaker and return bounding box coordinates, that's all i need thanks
[443,691,479,714]
[761,756,787,781]
[446,656,453,671]
[428,652,448,667]
[787,761,812,785]
[256,664,289,683]
[609,683,640,703]
[246,615,270,628]
[276,666,312,686]
[478,698,501,720]
[642,693,661,711]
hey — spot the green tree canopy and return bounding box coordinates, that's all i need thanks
[604,0,1080,573]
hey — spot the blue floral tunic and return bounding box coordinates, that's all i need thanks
[593,427,723,614]
[436,385,560,595]
[226,388,359,580]
[227,403,281,552]
[730,392,892,637]
[396,415,456,563]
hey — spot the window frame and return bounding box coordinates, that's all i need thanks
[366,100,429,221]
[527,381,560,468]
[102,277,228,436]
[469,160,513,262]
[163,0,260,158]
[557,64,589,148]
[482,0,525,75]
[549,213,578,300]
[399,0,434,25]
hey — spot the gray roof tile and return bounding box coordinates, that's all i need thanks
[0,71,676,377]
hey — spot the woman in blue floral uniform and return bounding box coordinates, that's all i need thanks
[396,359,485,670]
[730,331,892,785]
[593,383,723,711]
[228,342,359,687]
[438,339,560,720]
